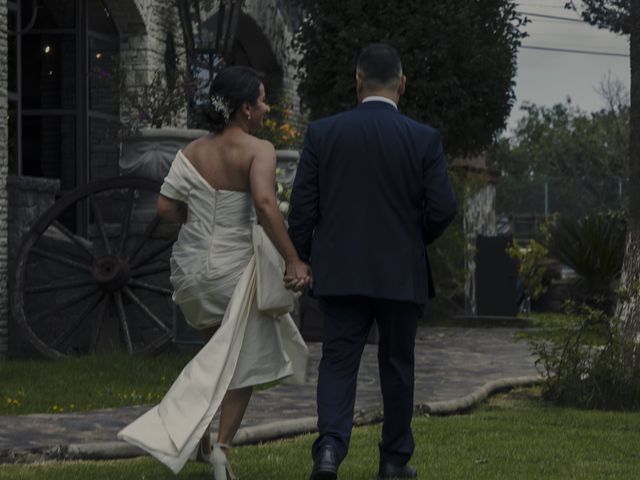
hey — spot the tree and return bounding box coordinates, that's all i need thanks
[567,0,639,337]
[488,92,630,218]
[489,95,629,179]
[566,0,630,34]
[293,0,527,158]
[620,0,640,338]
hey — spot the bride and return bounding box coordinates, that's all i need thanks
[118,66,311,479]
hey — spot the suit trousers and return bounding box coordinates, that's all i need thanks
[312,295,423,466]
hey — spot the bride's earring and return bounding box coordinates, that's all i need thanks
[246,112,251,120]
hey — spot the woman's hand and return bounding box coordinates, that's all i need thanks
[284,259,313,291]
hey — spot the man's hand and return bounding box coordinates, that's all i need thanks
[284,259,313,292]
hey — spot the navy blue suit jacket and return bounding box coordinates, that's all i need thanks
[288,100,457,304]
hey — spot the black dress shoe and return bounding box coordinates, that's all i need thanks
[309,445,339,480]
[378,460,417,479]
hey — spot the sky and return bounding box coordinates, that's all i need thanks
[508,0,630,134]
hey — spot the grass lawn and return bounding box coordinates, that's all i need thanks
[0,352,193,414]
[2,388,640,479]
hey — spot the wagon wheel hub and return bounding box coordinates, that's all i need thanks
[92,256,130,291]
[15,176,176,359]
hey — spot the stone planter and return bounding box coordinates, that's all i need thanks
[119,127,210,181]
[120,129,300,185]
[275,149,299,185]
[119,127,209,227]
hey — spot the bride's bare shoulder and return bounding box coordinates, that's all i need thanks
[182,134,217,160]
[247,135,275,158]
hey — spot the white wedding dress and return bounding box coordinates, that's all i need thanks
[117,151,308,473]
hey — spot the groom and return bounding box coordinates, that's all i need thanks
[287,43,457,479]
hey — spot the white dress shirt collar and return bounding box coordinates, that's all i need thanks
[362,96,398,109]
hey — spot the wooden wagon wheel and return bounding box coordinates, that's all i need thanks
[12,177,180,359]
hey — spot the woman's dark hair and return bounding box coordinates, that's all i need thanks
[200,66,264,132]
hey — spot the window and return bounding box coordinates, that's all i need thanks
[9,0,119,192]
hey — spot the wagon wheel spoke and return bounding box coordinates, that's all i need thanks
[130,236,177,269]
[25,275,91,294]
[51,292,104,348]
[32,247,92,272]
[128,279,173,296]
[127,215,162,262]
[131,261,170,278]
[118,187,136,256]
[90,193,111,255]
[122,286,170,333]
[16,176,173,358]
[52,220,95,260]
[113,291,134,355]
[136,333,172,356]
[90,294,110,353]
[29,286,100,324]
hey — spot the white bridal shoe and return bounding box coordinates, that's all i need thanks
[199,441,237,480]
[211,443,237,480]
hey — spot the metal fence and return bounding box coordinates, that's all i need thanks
[496,175,628,218]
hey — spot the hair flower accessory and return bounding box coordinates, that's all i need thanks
[210,94,231,124]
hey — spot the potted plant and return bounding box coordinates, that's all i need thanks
[117,68,208,182]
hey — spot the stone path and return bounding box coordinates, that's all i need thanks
[0,326,539,457]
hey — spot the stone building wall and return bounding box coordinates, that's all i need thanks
[118,0,188,131]
[242,0,303,128]
[201,0,305,130]
[6,176,60,357]
[0,0,8,357]
[117,0,305,134]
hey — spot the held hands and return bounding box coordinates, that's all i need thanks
[284,259,313,292]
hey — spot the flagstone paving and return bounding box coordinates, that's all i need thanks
[0,326,538,455]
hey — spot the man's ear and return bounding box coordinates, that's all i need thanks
[356,72,364,95]
[398,75,407,96]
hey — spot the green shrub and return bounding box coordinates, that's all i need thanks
[543,211,626,310]
[525,303,640,411]
[506,238,550,313]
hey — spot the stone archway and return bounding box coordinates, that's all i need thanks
[102,0,146,35]
[241,0,300,95]
[200,0,302,118]
[202,11,284,97]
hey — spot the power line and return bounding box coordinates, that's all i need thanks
[521,44,629,57]
[518,11,586,23]
[516,3,567,9]
[516,1,570,7]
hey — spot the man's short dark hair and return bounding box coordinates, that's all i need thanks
[356,43,403,88]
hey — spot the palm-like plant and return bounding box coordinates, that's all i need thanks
[543,211,626,307]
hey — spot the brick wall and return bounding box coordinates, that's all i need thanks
[0,0,8,357]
